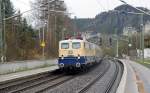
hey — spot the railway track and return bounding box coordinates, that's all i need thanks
[0,72,50,90]
[35,76,75,93]
[0,70,68,93]
[10,75,68,93]
[77,60,111,93]
[103,60,122,93]
[0,59,123,93]
[40,60,110,93]
[0,69,78,93]
[77,59,123,93]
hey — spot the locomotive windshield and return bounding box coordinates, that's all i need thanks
[61,43,69,49]
[72,42,81,49]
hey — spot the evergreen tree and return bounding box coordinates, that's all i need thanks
[2,1,38,61]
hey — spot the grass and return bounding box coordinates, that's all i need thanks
[136,59,150,69]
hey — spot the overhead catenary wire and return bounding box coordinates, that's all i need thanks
[139,0,146,9]
[106,0,110,11]
[5,0,71,21]
[145,0,149,10]
[120,0,150,16]
[95,0,107,12]
[85,0,108,28]
[4,6,69,21]
[13,0,31,7]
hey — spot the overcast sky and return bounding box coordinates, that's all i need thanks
[11,0,150,18]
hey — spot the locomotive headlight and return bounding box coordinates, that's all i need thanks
[78,56,80,59]
[78,54,80,59]
[61,55,64,60]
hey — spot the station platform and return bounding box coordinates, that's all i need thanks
[0,65,58,83]
[121,59,150,93]
[129,60,150,93]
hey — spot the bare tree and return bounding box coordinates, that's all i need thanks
[31,0,71,58]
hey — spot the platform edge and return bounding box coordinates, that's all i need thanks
[116,59,127,93]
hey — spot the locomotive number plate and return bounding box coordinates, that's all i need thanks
[68,50,73,54]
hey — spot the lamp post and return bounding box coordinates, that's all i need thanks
[116,37,119,57]
[0,0,3,62]
[0,0,6,62]
[112,34,130,58]
[3,1,6,62]
[140,14,144,62]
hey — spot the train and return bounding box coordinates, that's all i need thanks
[58,38,103,71]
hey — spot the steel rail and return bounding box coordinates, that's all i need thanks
[35,76,76,93]
[104,61,119,93]
[77,61,111,93]
[10,75,64,93]
[0,72,50,90]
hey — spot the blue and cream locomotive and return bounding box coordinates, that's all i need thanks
[58,38,102,70]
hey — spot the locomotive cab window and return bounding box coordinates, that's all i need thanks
[72,42,81,49]
[61,43,69,49]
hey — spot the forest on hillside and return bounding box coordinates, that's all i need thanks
[73,4,150,34]
[0,0,74,61]
[0,0,38,61]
